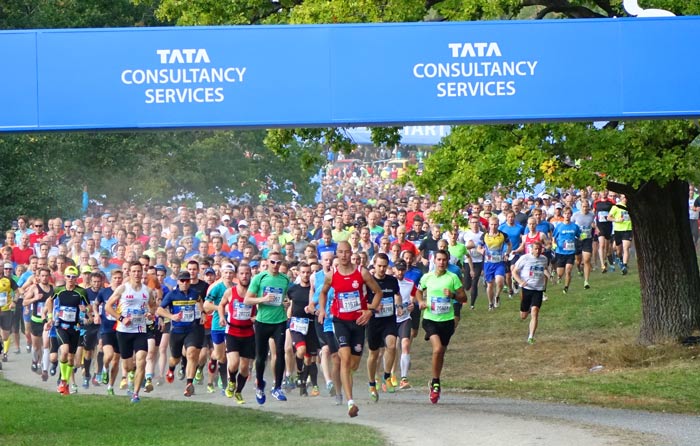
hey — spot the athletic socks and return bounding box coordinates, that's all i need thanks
[83,358,92,377]
[236,372,247,393]
[308,363,318,387]
[42,348,50,371]
[218,361,227,386]
[97,351,104,374]
[400,353,410,379]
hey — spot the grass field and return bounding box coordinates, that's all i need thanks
[0,379,382,446]
[405,262,700,414]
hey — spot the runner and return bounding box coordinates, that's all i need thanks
[21,267,53,378]
[512,241,550,344]
[415,249,467,404]
[244,251,292,404]
[316,241,383,417]
[218,263,254,404]
[44,266,90,395]
[478,216,511,311]
[286,262,321,397]
[552,207,581,294]
[366,253,401,401]
[572,200,595,289]
[608,195,633,275]
[203,262,236,394]
[94,269,123,395]
[393,259,416,389]
[105,261,157,403]
[157,270,203,398]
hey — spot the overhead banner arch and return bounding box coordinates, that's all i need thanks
[1,17,699,132]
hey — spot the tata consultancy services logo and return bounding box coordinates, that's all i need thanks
[120,48,247,104]
[412,42,539,98]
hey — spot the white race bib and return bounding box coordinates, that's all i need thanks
[290,317,309,334]
[264,287,284,306]
[563,240,575,251]
[430,297,451,315]
[597,211,609,223]
[377,297,394,318]
[58,306,77,322]
[0,292,7,306]
[181,308,195,322]
[131,309,146,326]
[338,291,361,313]
[232,302,252,321]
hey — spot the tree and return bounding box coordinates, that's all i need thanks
[153,0,700,343]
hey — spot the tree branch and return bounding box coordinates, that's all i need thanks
[592,0,616,17]
[607,180,636,197]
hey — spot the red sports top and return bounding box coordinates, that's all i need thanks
[330,266,367,321]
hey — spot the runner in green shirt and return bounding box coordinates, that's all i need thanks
[415,250,466,405]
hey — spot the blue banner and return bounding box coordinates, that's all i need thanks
[0,17,699,132]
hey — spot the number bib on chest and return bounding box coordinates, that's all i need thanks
[290,317,309,334]
[377,297,394,318]
[264,287,284,306]
[181,307,195,322]
[487,251,503,263]
[58,306,77,323]
[131,309,146,326]
[232,302,252,320]
[338,291,361,313]
[563,240,576,251]
[0,292,7,306]
[430,297,451,315]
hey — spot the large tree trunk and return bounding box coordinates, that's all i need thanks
[612,179,700,344]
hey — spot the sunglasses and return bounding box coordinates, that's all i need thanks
[35,224,43,228]
[108,219,116,223]
[178,279,190,283]
[65,275,78,279]
[76,231,84,234]
[269,260,282,265]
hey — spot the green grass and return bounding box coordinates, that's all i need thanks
[0,379,383,446]
[407,262,700,413]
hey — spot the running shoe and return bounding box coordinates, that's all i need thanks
[82,377,90,389]
[184,382,195,397]
[207,383,215,394]
[271,387,288,401]
[300,385,308,397]
[584,281,591,290]
[107,387,115,396]
[335,394,343,406]
[41,370,48,382]
[177,367,185,380]
[399,378,411,390]
[31,361,38,372]
[234,392,245,404]
[255,379,266,405]
[101,370,109,385]
[527,338,536,345]
[166,370,174,384]
[429,382,441,404]
[57,382,67,394]
[194,368,203,383]
[119,377,128,390]
[310,385,320,397]
[621,266,628,276]
[26,345,31,353]
[488,304,494,311]
[347,402,359,418]
[327,381,336,397]
[563,286,568,295]
[70,384,78,394]
[91,375,100,387]
[2,353,8,362]
[369,385,379,402]
[391,375,398,388]
[494,297,500,308]
[225,382,235,398]
[145,378,154,393]
[130,394,140,403]
[385,378,396,393]
[50,363,57,376]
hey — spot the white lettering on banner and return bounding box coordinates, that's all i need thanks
[412,42,539,98]
[120,48,247,105]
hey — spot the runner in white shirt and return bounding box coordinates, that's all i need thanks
[512,242,550,345]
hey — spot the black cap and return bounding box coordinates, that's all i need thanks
[394,260,408,270]
[391,221,400,228]
[177,271,191,281]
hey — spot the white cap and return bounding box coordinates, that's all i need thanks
[237,219,248,227]
[323,214,334,222]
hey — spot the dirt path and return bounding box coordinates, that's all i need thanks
[3,350,696,445]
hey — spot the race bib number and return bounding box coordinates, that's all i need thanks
[430,297,451,315]
[0,292,7,306]
[338,291,361,313]
[622,212,630,222]
[35,302,44,316]
[290,317,309,334]
[597,211,608,223]
[232,302,252,320]
[581,228,592,240]
[264,287,284,306]
[377,297,394,318]
[181,308,195,322]
[529,268,544,280]
[131,309,146,326]
[194,305,202,319]
[563,240,575,251]
[487,251,502,263]
[58,306,77,322]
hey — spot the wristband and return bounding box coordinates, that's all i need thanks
[118,316,125,322]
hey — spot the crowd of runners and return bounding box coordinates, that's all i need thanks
[0,158,676,417]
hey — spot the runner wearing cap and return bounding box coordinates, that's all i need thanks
[44,265,90,395]
[203,261,236,394]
